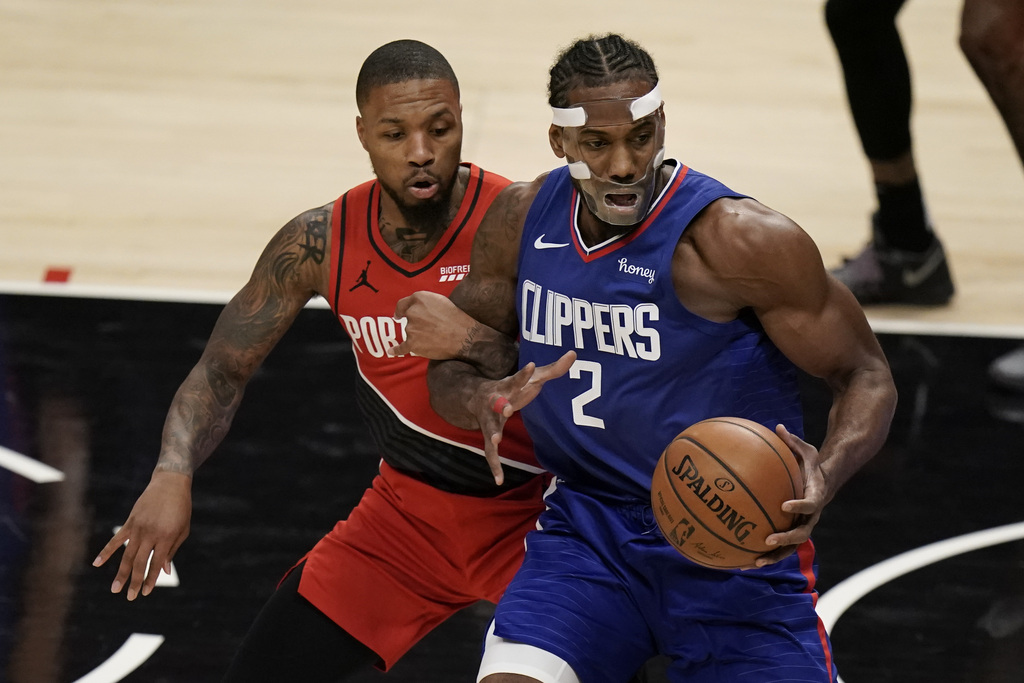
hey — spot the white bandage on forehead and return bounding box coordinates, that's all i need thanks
[551,84,662,128]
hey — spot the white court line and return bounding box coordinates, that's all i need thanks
[0,280,329,309]
[0,444,65,483]
[0,281,235,305]
[818,520,1024,632]
[818,522,1024,683]
[71,633,164,683]
[1,280,1020,337]
[867,317,1024,340]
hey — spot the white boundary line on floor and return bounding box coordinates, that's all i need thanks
[71,633,165,683]
[0,444,65,483]
[816,521,1024,683]
[2,280,1022,338]
[0,281,330,309]
[867,317,1024,340]
[817,521,1024,633]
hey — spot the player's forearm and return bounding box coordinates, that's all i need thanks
[427,358,493,430]
[458,322,518,379]
[819,364,897,502]
[155,361,247,476]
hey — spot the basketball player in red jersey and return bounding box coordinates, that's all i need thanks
[91,40,562,682]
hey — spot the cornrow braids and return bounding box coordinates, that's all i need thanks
[356,40,460,112]
[548,34,659,108]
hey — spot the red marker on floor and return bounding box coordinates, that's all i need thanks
[44,267,72,283]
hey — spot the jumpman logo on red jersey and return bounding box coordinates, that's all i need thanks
[350,260,379,293]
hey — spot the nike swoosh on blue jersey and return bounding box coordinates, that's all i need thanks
[534,234,570,250]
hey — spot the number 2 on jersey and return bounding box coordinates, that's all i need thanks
[569,360,605,429]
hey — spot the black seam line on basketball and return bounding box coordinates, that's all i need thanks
[658,447,762,562]
[702,419,799,500]
[657,456,752,570]
[677,435,785,535]
[365,166,484,278]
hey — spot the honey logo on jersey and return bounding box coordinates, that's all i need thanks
[617,257,657,285]
[439,264,470,283]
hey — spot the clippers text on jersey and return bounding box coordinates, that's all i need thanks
[520,280,661,360]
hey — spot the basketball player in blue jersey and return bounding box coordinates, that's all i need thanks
[416,34,898,683]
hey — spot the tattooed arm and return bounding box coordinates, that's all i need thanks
[389,290,519,378]
[158,205,329,475]
[426,179,576,484]
[92,205,332,600]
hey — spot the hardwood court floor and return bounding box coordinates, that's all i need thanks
[1,0,1023,334]
[2,294,1023,683]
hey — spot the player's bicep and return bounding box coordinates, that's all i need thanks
[761,273,884,384]
[450,182,533,336]
[729,213,881,382]
[202,210,326,376]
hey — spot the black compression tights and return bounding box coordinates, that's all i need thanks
[222,562,378,683]
[223,564,666,682]
[825,0,912,161]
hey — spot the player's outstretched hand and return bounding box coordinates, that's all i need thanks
[390,291,475,359]
[756,424,826,567]
[476,350,577,485]
[92,470,192,600]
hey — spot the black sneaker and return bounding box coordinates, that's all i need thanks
[831,218,955,306]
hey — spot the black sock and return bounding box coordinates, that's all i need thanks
[875,179,933,252]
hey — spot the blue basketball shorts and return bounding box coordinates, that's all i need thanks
[488,482,837,683]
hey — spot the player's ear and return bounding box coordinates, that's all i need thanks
[549,125,566,159]
[356,116,369,152]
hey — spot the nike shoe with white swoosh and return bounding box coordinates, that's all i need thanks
[831,215,955,306]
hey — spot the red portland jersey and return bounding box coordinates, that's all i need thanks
[326,163,542,495]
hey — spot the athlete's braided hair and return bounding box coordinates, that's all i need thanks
[356,40,460,111]
[548,34,659,108]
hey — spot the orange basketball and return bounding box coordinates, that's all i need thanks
[650,417,803,570]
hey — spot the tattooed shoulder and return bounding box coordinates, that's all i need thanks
[499,183,531,239]
[475,180,539,263]
[295,205,331,266]
[256,204,332,292]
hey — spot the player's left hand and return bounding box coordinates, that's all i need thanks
[475,350,577,485]
[755,424,826,567]
[390,291,476,359]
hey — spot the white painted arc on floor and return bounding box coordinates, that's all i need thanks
[71,633,165,683]
[817,520,1024,633]
[0,444,65,483]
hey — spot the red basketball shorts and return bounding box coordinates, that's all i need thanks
[295,461,546,670]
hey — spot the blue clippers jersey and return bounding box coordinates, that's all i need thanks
[516,162,804,501]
